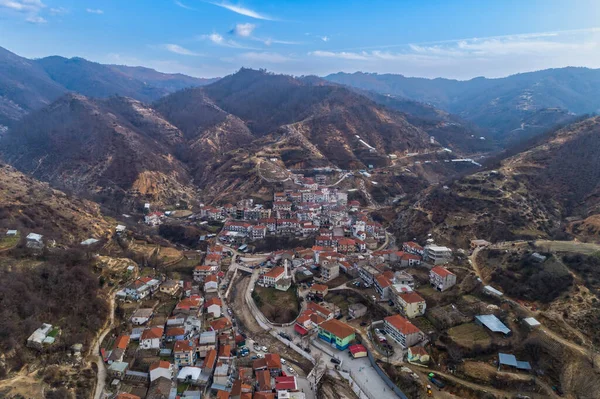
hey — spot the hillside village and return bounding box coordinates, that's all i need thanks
[3,165,594,399]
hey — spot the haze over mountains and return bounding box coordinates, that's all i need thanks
[326,68,600,141]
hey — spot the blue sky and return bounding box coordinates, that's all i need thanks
[1,0,600,79]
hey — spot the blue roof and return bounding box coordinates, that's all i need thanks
[516,361,532,370]
[499,353,531,370]
[476,315,511,335]
[498,353,517,367]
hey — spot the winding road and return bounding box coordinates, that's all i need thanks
[92,291,116,399]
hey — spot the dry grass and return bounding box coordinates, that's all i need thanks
[253,285,299,324]
[447,323,492,349]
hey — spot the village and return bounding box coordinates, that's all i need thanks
[6,173,587,399]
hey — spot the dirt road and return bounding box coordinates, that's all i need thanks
[92,292,116,399]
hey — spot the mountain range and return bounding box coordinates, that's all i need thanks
[2,68,459,205]
[325,68,600,141]
[4,44,600,241]
[0,46,216,128]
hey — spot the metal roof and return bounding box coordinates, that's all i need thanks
[475,315,511,335]
[498,353,517,367]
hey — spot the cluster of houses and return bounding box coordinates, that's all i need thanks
[196,188,391,248]
[111,243,306,398]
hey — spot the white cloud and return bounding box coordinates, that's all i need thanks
[49,6,68,15]
[161,44,201,56]
[239,51,291,63]
[305,27,600,79]
[25,14,46,23]
[309,50,368,60]
[86,8,104,14]
[0,0,45,12]
[233,22,255,37]
[200,33,258,49]
[321,36,329,42]
[205,1,275,21]
[174,0,194,10]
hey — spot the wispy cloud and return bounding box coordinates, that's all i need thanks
[174,0,195,10]
[204,1,275,21]
[307,27,600,79]
[49,6,68,15]
[161,44,201,56]
[239,51,291,63]
[231,22,255,37]
[199,32,258,49]
[86,8,104,14]
[309,50,368,60]
[0,0,45,12]
[26,14,46,23]
[321,36,329,42]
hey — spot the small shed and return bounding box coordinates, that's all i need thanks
[349,344,368,358]
[498,353,531,371]
[483,285,503,297]
[523,317,541,329]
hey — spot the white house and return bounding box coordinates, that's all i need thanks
[131,308,153,325]
[205,298,222,318]
[140,327,163,350]
[262,266,286,287]
[204,274,219,293]
[149,361,173,382]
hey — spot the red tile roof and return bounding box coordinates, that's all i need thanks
[431,266,454,278]
[218,344,231,358]
[165,327,185,337]
[210,318,232,331]
[375,274,392,288]
[205,297,222,307]
[318,319,355,339]
[203,349,217,369]
[141,327,163,340]
[256,370,272,391]
[398,291,425,304]
[275,375,297,391]
[264,266,285,279]
[149,360,171,371]
[265,353,281,369]
[174,339,195,352]
[385,314,421,335]
[113,335,130,350]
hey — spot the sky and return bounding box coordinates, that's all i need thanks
[1,0,600,79]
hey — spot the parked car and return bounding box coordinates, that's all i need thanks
[281,358,287,364]
[287,366,295,373]
[261,346,268,351]
[330,358,341,365]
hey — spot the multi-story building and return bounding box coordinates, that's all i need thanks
[261,266,286,287]
[320,261,340,281]
[429,266,457,291]
[383,314,423,348]
[395,292,426,318]
[424,244,453,265]
[318,319,356,350]
[174,339,197,367]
